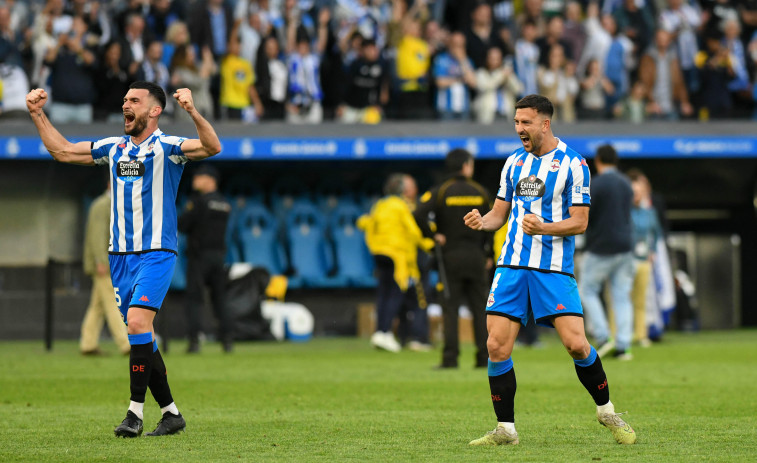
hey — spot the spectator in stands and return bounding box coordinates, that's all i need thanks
[146,0,185,42]
[465,2,508,69]
[615,79,647,123]
[626,168,661,349]
[603,15,634,111]
[44,16,96,123]
[515,19,540,97]
[189,0,234,119]
[639,28,693,120]
[538,44,578,122]
[577,3,612,78]
[0,60,30,117]
[433,32,477,120]
[238,4,269,68]
[0,5,26,68]
[80,182,130,357]
[255,35,288,120]
[694,32,734,120]
[357,173,435,353]
[64,0,112,47]
[722,18,751,111]
[138,40,170,100]
[118,13,149,78]
[94,41,133,122]
[473,46,523,124]
[424,19,448,58]
[536,15,574,67]
[392,6,432,119]
[339,38,387,124]
[516,0,547,37]
[30,0,66,89]
[189,0,234,60]
[562,1,587,67]
[162,20,190,70]
[579,58,614,119]
[114,0,150,38]
[220,32,264,122]
[659,0,701,96]
[285,8,329,124]
[612,0,655,65]
[170,44,215,122]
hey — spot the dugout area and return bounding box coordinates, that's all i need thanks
[0,120,755,342]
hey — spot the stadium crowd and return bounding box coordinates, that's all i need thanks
[2,0,757,123]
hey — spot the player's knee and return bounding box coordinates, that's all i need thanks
[563,339,589,359]
[487,336,511,361]
[126,315,151,334]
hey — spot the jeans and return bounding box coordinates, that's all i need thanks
[579,251,635,350]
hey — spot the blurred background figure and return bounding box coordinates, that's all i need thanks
[220,31,264,122]
[473,46,522,124]
[80,183,130,356]
[433,32,476,120]
[178,165,233,353]
[170,44,216,122]
[579,144,634,361]
[338,37,387,124]
[255,34,288,121]
[358,173,434,353]
[416,149,492,369]
[627,168,662,348]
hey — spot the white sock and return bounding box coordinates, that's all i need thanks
[161,402,179,416]
[597,401,615,415]
[497,422,516,433]
[128,401,144,420]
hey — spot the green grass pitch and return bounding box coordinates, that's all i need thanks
[0,330,755,462]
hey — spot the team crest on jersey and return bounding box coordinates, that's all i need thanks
[147,142,155,151]
[487,292,495,308]
[549,159,561,172]
[515,175,546,202]
[117,160,145,182]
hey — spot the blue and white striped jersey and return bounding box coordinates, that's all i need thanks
[433,52,473,114]
[496,139,591,276]
[91,129,189,254]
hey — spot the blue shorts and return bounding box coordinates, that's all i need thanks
[109,251,176,323]
[486,267,583,327]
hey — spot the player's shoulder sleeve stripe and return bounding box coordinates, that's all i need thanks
[93,136,123,150]
[160,134,189,164]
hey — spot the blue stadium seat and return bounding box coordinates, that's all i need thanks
[236,203,287,275]
[285,202,347,288]
[329,203,376,287]
[270,176,313,223]
[170,233,188,291]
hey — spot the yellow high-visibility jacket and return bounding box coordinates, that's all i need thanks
[357,195,434,291]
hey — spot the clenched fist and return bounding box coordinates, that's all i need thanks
[522,214,544,236]
[26,88,48,114]
[464,208,484,230]
[173,88,196,114]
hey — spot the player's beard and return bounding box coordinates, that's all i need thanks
[124,112,148,137]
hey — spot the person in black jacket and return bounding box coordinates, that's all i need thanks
[416,149,493,368]
[178,164,232,353]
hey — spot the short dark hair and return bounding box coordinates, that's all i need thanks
[595,144,619,165]
[445,148,473,173]
[129,81,166,110]
[515,94,554,118]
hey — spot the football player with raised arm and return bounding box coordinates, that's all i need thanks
[26,81,222,437]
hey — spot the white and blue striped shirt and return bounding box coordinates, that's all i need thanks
[91,129,188,254]
[496,139,591,276]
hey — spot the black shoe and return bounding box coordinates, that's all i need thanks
[145,412,186,436]
[114,410,143,438]
[433,363,458,370]
[222,340,233,353]
[187,340,200,354]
